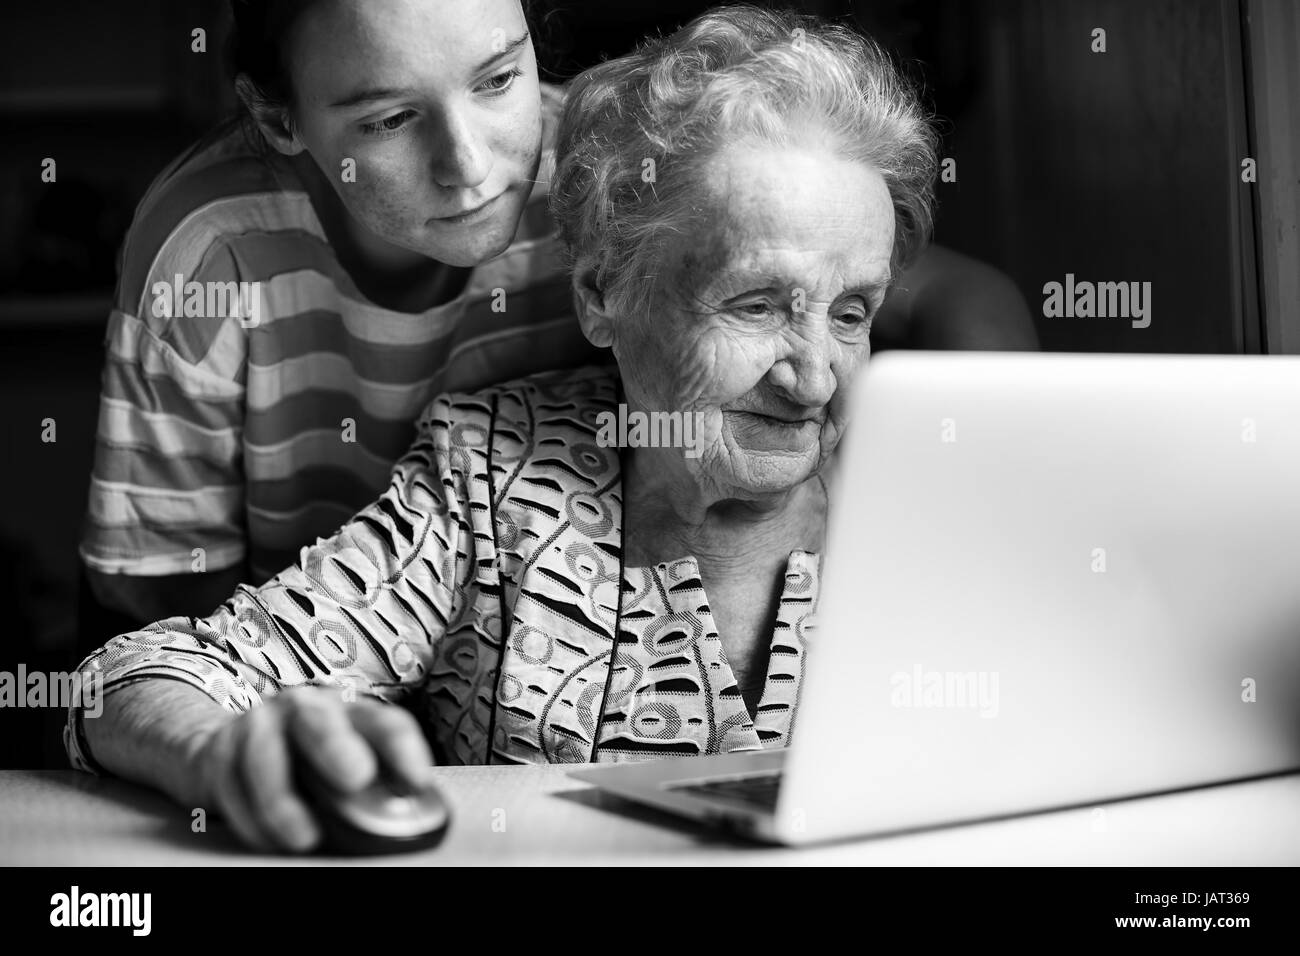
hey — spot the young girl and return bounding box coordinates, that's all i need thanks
[79,0,598,632]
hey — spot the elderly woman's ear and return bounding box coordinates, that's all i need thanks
[571,258,616,349]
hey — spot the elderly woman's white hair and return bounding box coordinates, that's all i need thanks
[551,3,939,316]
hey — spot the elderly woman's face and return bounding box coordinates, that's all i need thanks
[615,142,894,498]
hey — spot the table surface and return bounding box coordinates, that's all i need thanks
[1,767,1298,865]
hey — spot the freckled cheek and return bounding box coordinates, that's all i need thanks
[489,116,541,173]
[337,155,432,236]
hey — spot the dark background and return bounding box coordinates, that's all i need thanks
[0,0,1267,767]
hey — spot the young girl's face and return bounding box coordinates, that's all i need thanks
[284,0,543,267]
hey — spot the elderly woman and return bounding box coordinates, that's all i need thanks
[66,5,937,852]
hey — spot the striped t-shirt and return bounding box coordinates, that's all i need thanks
[82,83,598,605]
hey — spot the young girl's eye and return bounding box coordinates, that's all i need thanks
[479,67,523,95]
[361,110,416,136]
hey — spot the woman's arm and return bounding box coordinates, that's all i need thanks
[67,393,481,851]
[79,678,436,853]
[79,681,235,809]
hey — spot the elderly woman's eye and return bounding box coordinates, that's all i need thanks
[736,301,777,318]
[361,110,416,136]
[835,309,873,335]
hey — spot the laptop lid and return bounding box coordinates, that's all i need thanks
[775,352,1300,843]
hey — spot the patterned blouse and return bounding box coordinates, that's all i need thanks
[66,366,821,769]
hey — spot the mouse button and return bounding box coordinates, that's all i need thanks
[398,788,451,830]
[339,784,446,836]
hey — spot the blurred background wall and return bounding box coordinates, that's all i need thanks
[0,0,1278,766]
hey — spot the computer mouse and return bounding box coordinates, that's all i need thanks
[294,756,451,856]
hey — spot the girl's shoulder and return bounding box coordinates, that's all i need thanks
[113,120,316,325]
[130,118,306,242]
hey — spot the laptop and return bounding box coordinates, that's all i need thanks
[568,351,1300,844]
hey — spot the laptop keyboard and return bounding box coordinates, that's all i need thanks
[668,771,784,811]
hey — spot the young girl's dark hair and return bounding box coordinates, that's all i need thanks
[227,0,319,118]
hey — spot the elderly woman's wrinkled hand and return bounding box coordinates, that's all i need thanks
[189,686,434,853]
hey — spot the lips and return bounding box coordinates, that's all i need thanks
[736,410,825,427]
[433,192,504,224]
[724,410,823,453]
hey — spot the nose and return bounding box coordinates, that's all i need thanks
[427,106,493,190]
[767,311,838,409]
